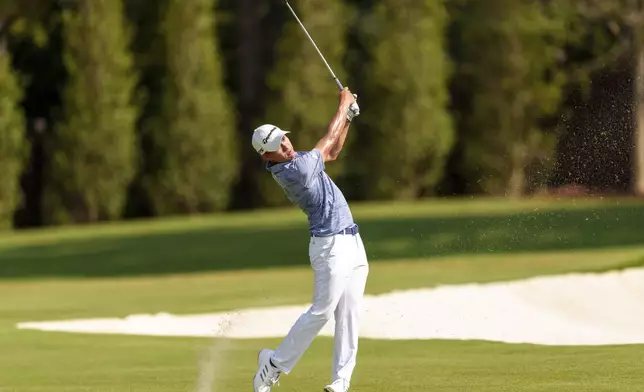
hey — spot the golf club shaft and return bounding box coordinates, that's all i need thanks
[284,0,344,92]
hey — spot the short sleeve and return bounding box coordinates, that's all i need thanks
[293,149,325,187]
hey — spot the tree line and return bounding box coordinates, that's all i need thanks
[0,0,642,230]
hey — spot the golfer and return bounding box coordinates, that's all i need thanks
[251,88,369,392]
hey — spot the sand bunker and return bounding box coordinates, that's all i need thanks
[17,268,644,346]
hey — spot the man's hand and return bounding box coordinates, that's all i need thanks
[339,88,355,105]
[348,100,360,121]
[340,89,360,122]
[315,87,358,162]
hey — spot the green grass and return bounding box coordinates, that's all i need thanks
[1,198,644,391]
[2,197,644,279]
[3,333,643,392]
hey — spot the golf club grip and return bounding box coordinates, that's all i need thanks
[334,78,344,91]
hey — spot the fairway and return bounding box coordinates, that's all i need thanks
[2,198,644,391]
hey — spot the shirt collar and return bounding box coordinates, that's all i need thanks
[265,151,302,172]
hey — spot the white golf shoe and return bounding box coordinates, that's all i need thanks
[324,379,350,392]
[253,349,281,392]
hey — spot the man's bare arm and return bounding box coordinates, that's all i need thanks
[315,88,355,162]
[328,120,351,160]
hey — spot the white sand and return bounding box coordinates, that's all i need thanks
[16,268,644,346]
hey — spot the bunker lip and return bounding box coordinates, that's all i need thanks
[16,268,644,346]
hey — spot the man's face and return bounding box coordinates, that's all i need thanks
[263,135,295,162]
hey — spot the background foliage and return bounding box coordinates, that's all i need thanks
[0,0,642,229]
[43,0,138,224]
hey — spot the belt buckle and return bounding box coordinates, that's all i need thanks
[338,224,358,236]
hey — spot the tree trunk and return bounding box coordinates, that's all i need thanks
[506,143,526,198]
[636,39,644,195]
[230,0,265,209]
[634,2,644,195]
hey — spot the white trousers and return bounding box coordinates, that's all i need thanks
[272,232,369,385]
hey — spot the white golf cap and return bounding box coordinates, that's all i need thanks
[252,124,290,155]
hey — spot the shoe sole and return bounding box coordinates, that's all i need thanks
[253,350,261,392]
[324,386,347,392]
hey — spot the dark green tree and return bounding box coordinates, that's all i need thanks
[570,0,644,195]
[143,0,237,215]
[455,0,570,197]
[359,0,455,200]
[0,46,26,229]
[259,0,351,206]
[0,0,49,43]
[44,0,139,224]
[122,0,169,218]
[7,1,67,229]
[0,0,50,229]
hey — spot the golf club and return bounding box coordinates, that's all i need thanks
[284,0,344,92]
